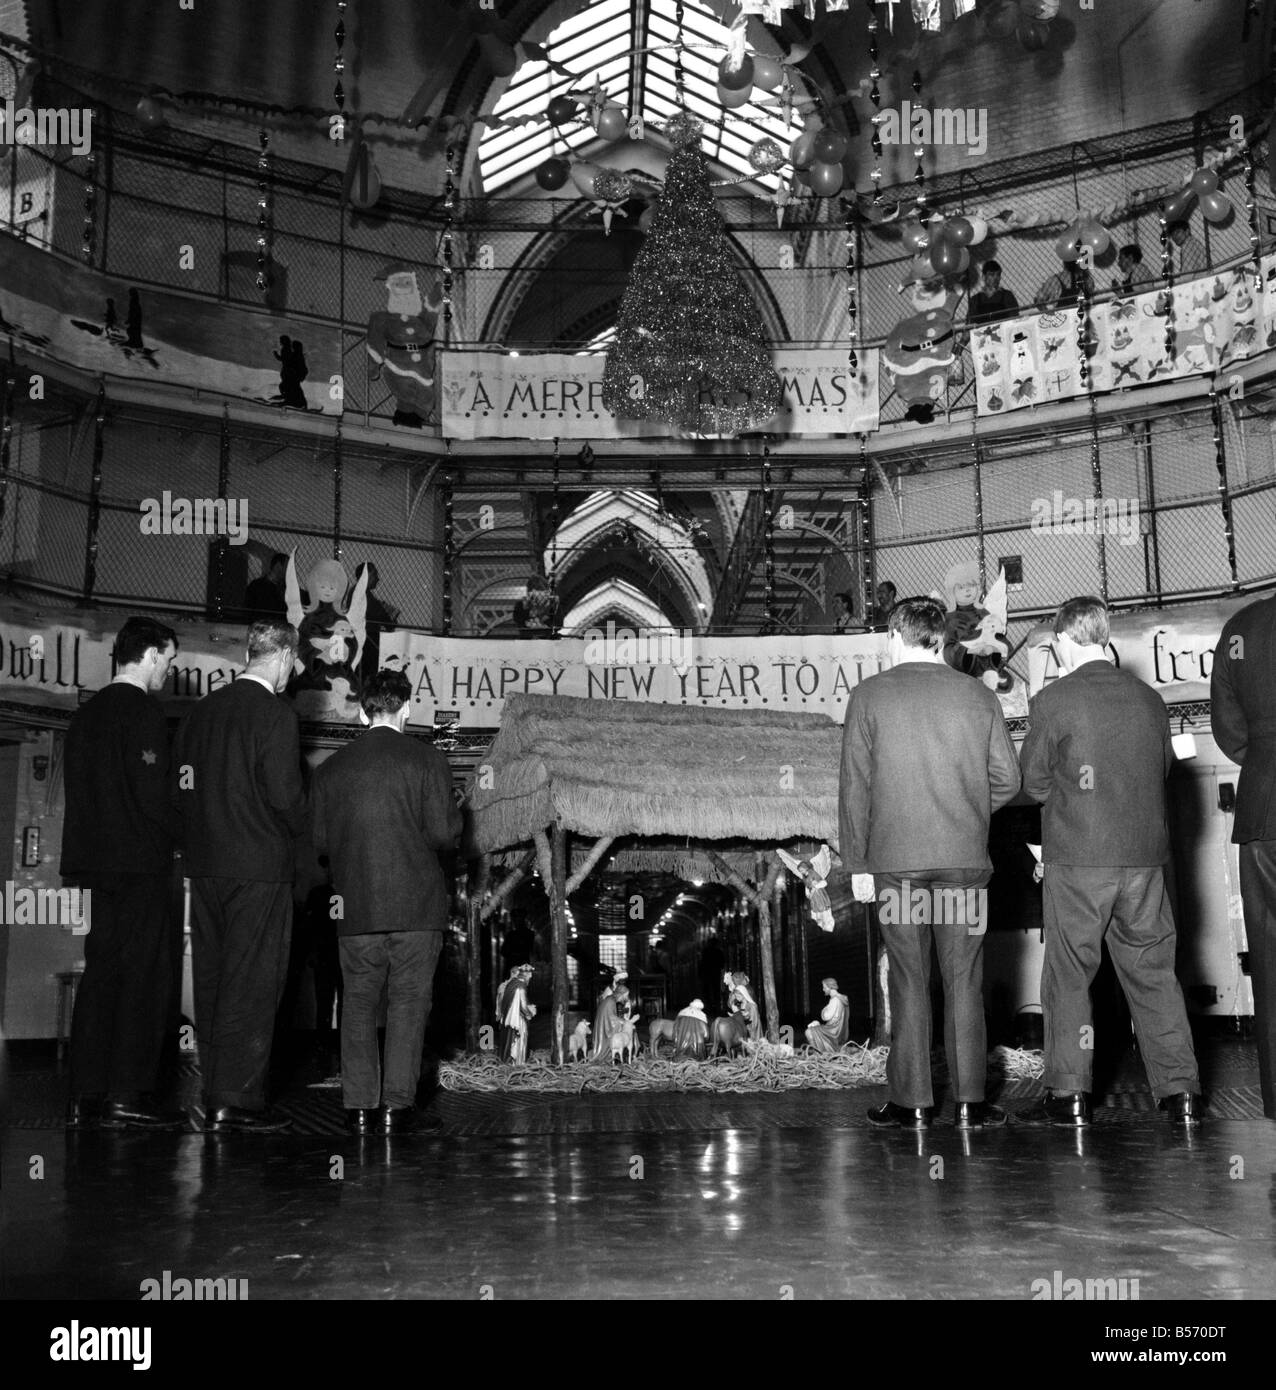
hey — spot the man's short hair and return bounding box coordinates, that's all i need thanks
[1119,244,1142,264]
[114,616,178,667]
[1054,596,1109,648]
[361,668,412,719]
[888,597,946,651]
[246,619,298,661]
[983,259,1002,276]
[878,580,898,597]
[269,552,289,571]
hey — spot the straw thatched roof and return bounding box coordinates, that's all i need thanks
[468,694,841,859]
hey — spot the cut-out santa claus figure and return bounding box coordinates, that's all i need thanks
[883,261,963,424]
[366,263,444,427]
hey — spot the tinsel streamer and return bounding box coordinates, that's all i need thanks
[844,199,859,373]
[971,420,986,589]
[1244,144,1262,291]
[332,416,344,561]
[550,437,561,601]
[442,143,456,341]
[1088,394,1108,602]
[1158,201,1174,365]
[858,437,875,622]
[1076,268,1092,393]
[442,458,454,636]
[81,140,96,265]
[0,373,14,544]
[214,409,231,621]
[762,444,775,626]
[675,0,686,107]
[1210,379,1239,589]
[83,385,106,602]
[255,129,271,292]
[868,10,883,205]
[333,0,347,114]
[911,68,926,218]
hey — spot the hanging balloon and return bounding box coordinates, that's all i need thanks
[752,55,784,92]
[787,43,812,64]
[1163,188,1194,223]
[793,165,813,189]
[571,162,601,198]
[1017,18,1050,49]
[535,156,570,191]
[930,235,961,276]
[595,103,629,142]
[547,95,578,126]
[1189,167,1219,196]
[813,128,848,164]
[478,35,519,78]
[348,142,381,210]
[1055,221,1083,261]
[749,138,786,175]
[135,95,167,130]
[638,204,655,233]
[966,215,989,245]
[789,132,816,170]
[946,216,975,246]
[1079,218,1111,255]
[956,248,971,274]
[905,254,938,285]
[1199,190,1233,224]
[716,81,753,110]
[809,160,844,197]
[717,54,755,92]
[901,220,930,253]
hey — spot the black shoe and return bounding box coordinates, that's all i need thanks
[1159,1092,1204,1127]
[954,1101,1007,1129]
[101,1095,188,1130]
[345,1108,376,1135]
[377,1105,442,1135]
[65,1096,104,1129]
[867,1102,933,1129]
[1017,1091,1092,1127]
[205,1105,290,1134]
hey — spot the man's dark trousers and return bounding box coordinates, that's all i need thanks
[339,931,444,1109]
[69,872,178,1096]
[1042,865,1199,1098]
[877,871,988,1109]
[190,877,292,1111]
[1238,843,1276,1116]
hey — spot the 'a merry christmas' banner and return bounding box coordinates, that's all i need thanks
[974,258,1270,416]
[440,348,880,440]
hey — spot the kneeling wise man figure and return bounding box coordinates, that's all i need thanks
[311,670,463,1135]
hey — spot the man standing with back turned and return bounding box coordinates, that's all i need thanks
[1211,591,1276,1122]
[840,596,1021,1129]
[1019,597,1201,1127]
[311,669,462,1135]
[174,619,307,1133]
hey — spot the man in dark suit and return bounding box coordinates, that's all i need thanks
[1211,592,1276,1122]
[311,669,462,1135]
[62,616,186,1129]
[840,596,1021,1129]
[242,552,288,620]
[174,619,306,1133]
[1020,597,1201,1127]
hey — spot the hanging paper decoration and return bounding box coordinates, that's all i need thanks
[590,169,634,234]
[883,272,961,423]
[601,118,780,434]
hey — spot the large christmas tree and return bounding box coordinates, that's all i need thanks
[602,114,781,435]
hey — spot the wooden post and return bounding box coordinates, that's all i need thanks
[465,856,490,1054]
[755,857,783,1044]
[869,903,891,1048]
[549,823,570,1066]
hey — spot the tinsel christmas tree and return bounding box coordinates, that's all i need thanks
[602,113,781,435]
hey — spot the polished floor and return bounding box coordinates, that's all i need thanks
[4,1034,1275,1303]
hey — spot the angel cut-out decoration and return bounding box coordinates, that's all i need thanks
[286,553,368,721]
[776,844,835,932]
[943,562,1012,693]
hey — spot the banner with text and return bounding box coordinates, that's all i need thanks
[440,348,880,440]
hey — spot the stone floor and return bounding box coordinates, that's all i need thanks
[4,1032,1275,1313]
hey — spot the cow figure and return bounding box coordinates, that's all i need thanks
[708,1014,748,1059]
[648,1018,676,1056]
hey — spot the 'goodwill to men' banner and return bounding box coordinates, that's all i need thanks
[440,349,880,440]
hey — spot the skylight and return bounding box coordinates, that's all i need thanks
[478,0,807,194]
